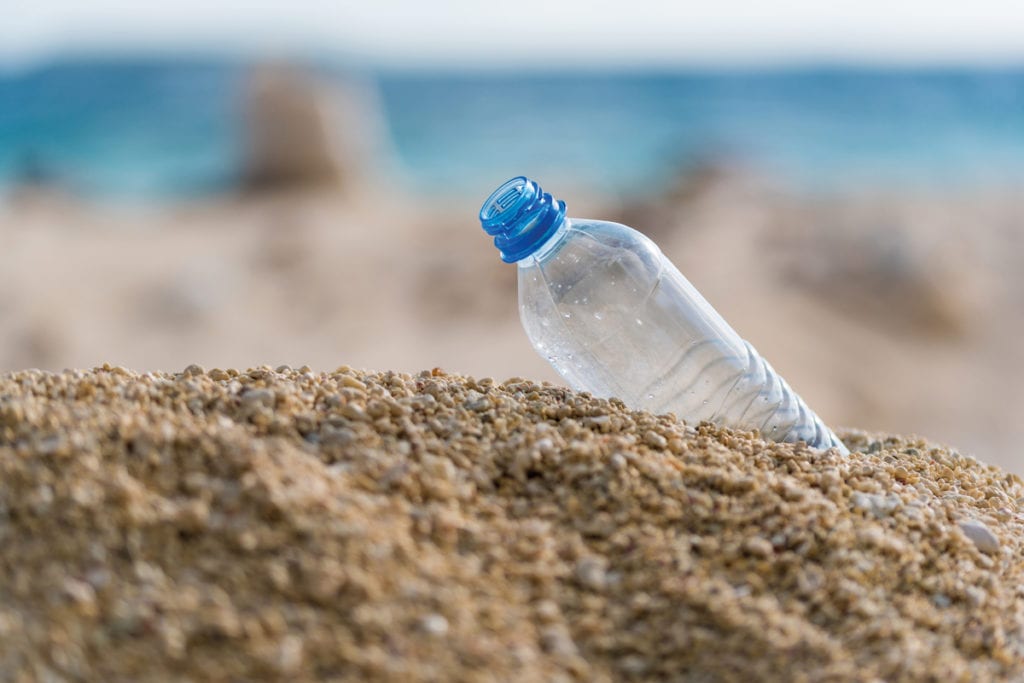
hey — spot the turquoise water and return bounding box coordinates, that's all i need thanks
[0,60,243,198]
[2,59,1024,200]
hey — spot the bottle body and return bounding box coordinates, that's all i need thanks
[518,217,847,452]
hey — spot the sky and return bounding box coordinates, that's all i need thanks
[5,0,1024,68]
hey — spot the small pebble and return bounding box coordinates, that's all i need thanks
[420,614,449,636]
[574,557,608,591]
[643,430,667,449]
[959,519,1001,555]
[743,536,774,558]
[182,364,205,377]
[241,388,275,409]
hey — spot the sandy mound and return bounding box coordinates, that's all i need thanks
[1,366,1022,681]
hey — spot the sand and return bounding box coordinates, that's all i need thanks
[1,365,1022,681]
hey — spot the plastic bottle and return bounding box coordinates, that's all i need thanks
[479,176,847,453]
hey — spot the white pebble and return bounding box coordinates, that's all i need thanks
[420,613,449,635]
[959,519,1000,555]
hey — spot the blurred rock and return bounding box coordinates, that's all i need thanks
[775,199,986,338]
[619,166,987,340]
[240,66,345,193]
[615,157,761,243]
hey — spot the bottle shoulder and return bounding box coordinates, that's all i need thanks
[565,218,658,251]
[522,217,663,277]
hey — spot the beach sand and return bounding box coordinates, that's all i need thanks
[1,365,1022,681]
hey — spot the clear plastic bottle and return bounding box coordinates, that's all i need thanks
[479,176,847,453]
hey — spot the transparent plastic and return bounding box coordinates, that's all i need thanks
[480,177,847,453]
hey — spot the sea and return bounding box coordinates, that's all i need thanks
[2,58,1023,201]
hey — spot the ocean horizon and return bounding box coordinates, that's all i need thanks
[2,57,1024,201]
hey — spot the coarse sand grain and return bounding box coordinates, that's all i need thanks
[1,365,1023,681]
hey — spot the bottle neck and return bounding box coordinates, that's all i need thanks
[525,217,570,263]
[479,177,567,263]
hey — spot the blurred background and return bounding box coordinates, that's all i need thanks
[2,1,1023,470]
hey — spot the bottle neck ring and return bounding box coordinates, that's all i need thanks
[479,176,566,263]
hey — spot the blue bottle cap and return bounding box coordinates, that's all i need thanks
[479,176,566,263]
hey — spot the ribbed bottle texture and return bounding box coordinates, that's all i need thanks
[709,342,847,451]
